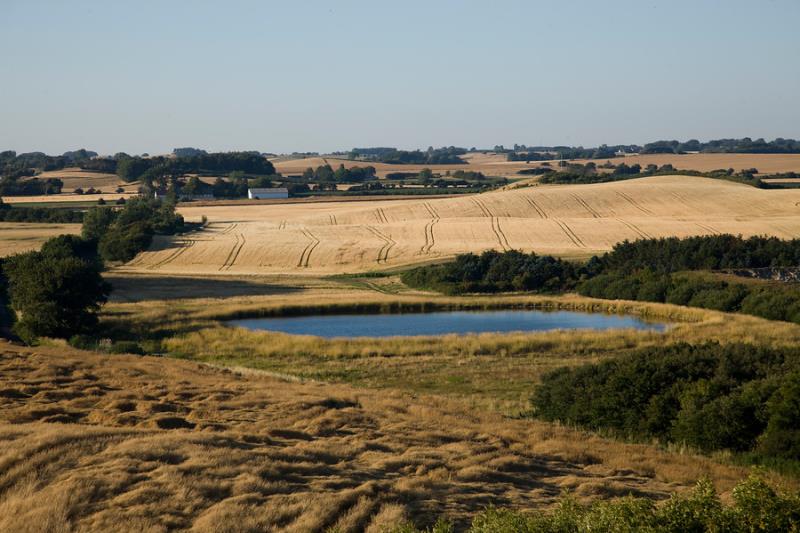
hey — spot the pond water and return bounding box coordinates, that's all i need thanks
[228,309,666,338]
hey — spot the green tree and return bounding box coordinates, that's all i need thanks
[4,235,110,343]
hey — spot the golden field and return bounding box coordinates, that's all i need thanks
[121,175,800,275]
[0,340,784,532]
[578,152,800,174]
[273,152,800,179]
[0,222,81,256]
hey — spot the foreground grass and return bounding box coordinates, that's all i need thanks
[6,341,790,531]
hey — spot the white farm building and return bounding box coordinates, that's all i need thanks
[248,187,288,200]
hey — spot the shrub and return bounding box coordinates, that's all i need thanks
[108,341,145,355]
[399,476,800,532]
[531,343,800,462]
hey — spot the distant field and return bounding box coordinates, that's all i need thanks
[576,152,800,174]
[0,168,138,205]
[122,175,800,275]
[33,168,138,192]
[272,153,537,179]
[275,152,800,180]
[0,222,81,256]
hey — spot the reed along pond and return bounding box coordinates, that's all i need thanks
[228,309,667,338]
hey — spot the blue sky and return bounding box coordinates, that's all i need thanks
[1,0,798,155]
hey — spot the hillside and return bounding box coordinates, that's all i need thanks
[123,175,800,275]
[0,341,755,531]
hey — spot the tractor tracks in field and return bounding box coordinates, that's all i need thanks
[523,195,548,219]
[296,229,320,268]
[374,207,389,224]
[616,218,652,240]
[419,202,440,254]
[472,197,511,251]
[572,194,601,218]
[148,238,195,270]
[220,233,246,271]
[554,219,586,248]
[695,222,721,236]
[616,191,654,215]
[365,225,396,263]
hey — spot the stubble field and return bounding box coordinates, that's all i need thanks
[122,175,800,275]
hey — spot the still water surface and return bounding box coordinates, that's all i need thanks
[229,309,666,338]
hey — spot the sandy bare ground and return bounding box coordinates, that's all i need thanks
[122,175,800,275]
[0,341,755,531]
[0,222,82,256]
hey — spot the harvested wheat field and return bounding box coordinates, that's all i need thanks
[0,222,82,257]
[123,176,800,275]
[577,153,800,174]
[0,341,764,532]
[274,152,800,180]
[272,154,536,179]
[33,168,138,193]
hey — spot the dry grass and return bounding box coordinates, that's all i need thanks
[100,277,800,415]
[120,175,800,275]
[0,222,82,257]
[0,341,783,532]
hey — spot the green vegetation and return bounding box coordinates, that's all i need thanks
[532,343,800,466]
[2,235,110,343]
[350,146,467,165]
[538,162,765,188]
[401,250,577,295]
[642,137,800,154]
[580,270,800,322]
[397,476,800,533]
[83,198,184,263]
[404,236,800,325]
[0,199,84,223]
[115,151,275,183]
[301,163,377,184]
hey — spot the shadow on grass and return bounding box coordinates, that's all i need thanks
[106,275,302,303]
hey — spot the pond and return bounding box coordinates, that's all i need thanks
[228,309,667,338]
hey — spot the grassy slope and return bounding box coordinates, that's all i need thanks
[0,341,783,532]
[103,276,800,415]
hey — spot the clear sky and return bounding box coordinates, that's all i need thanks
[2,0,798,155]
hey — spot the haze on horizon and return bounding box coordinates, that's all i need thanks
[1,0,798,156]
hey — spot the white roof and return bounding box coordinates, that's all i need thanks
[248,188,288,193]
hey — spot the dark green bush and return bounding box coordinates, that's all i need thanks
[401,250,577,294]
[108,341,145,355]
[68,334,99,351]
[531,343,800,462]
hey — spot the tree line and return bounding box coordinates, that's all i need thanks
[401,234,800,325]
[0,199,84,223]
[642,137,800,154]
[535,161,766,188]
[532,342,800,468]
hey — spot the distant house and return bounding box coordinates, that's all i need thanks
[248,187,288,200]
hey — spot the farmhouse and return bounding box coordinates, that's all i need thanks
[248,187,288,200]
